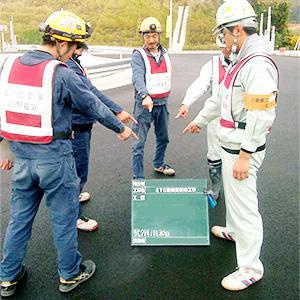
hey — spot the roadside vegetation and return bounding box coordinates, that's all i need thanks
[0,0,298,49]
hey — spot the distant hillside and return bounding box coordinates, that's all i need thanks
[0,0,219,50]
[289,23,300,35]
[0,0,297,49]
[289,0,300,23]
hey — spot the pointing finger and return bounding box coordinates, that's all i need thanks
[182,125,191,134]
[129,115,138,124]
[131,130,139,140]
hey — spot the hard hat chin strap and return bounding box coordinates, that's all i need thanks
[55,40,74,61]
[55,40,64,61]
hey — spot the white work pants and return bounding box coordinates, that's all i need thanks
[207,118,221,161]
[221,148,266,274]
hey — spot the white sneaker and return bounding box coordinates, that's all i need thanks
[211,226,235,242]
[154,164,175,176]
[221,267,263,291]
[76,216,98,231]
[79,192,90,203]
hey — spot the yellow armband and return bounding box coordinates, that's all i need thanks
[243,93,277,110]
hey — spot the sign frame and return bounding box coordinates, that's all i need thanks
[131,178,210,246]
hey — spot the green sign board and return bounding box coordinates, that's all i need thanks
[131,179,209,246]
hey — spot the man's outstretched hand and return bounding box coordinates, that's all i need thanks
[182,121,201,134]
[118,126,139,141]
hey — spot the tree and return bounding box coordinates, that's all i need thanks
[253,0,292,48]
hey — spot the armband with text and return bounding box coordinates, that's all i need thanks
[243,93,277,110]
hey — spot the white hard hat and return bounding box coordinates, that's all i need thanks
[213,0,257,34]
[139,17,162,33]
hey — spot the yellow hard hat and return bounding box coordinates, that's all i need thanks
[39,10,92,42]
[139,17,162,33]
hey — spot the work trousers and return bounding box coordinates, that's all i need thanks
[132,103,169,179]
[0,154,82,281]
[71,130,92,217]
[72,130,92,193]
[207,118,222,197]
[221,148,265,274]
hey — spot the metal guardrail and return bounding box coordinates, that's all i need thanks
[88,45,134,55]
[7,45,133,77]
[0,45,132,77]
[86,58,131,78]
[13,45,134,58]
[87,58,130,70]
[273,50,300,57]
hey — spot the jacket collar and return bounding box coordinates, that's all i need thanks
[234,34,267,65]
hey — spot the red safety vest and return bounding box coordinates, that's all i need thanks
[135,48,172,99]
[220,53,278,129]
[212,55,226,99]
[0,55,64,143]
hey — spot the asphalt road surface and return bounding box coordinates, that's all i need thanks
[0,54,299,299]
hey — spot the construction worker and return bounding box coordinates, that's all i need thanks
[66,43,137,231]
[176,35,231,200]
[0,10,137,297]
[183,0,278,291]
[131,17,175,179]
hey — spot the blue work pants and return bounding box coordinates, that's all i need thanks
[71,130,92,217]
[132,103,169,179]
[71,130,91,192]
[0,154,82,281]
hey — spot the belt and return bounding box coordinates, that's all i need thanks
[220,118,246,129]
[222,144,266,155]
[236,122,246,129]
[53,131,72,140]
[72,123,93,132]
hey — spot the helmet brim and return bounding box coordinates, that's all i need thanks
[77,42,88,50]
[213,15,257,35]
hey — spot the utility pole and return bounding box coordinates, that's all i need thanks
[259,13,264,36]
[169,0,173,51]
[259,6,276,52]
[0,24,7,52]
[10,16,15,48]
[266,7,271,42]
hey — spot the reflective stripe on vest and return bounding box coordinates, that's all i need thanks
[136,48,172,99]
[220,52,278,129]
[0,56,64,143]
[212,55,226,99]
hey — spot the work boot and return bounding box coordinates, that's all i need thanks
[0,265,27,298]
[77,216,98,231]
[221,267,263,291]
[59,260,96,293]
[208,161,222,200]
[154,164,175,176]
[79,192,90,203]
